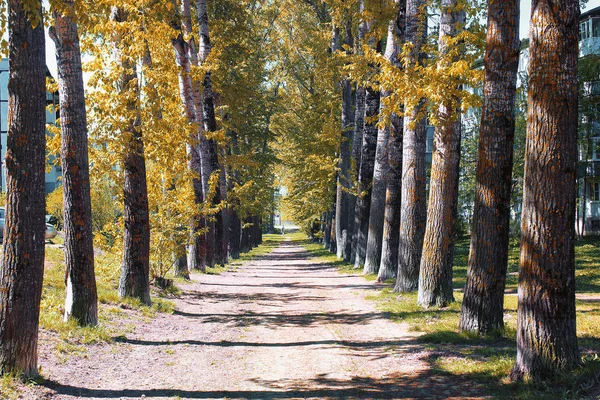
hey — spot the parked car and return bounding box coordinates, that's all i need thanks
[0,207,58,242]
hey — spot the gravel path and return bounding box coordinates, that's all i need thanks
[33,239,488,399]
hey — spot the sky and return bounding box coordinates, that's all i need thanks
[43,0,600,78]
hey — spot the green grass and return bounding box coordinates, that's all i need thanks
[40,236,176,355]
[296,233,600,399]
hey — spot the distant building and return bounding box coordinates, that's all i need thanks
[578,6,600,235]
[0,59,61,194]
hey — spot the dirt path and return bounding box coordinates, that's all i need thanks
[33,240,488,399]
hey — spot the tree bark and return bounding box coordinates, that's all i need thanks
[396,0,428,293]
[329,204,337,254]
[230,210,242,259]
[417,0,464,308]
[459,0,520,335]
[0,0,46,377]
[363,106,389,275]
[354,84,381,270]
[336,19,355,260]
[241,218,251,253]
[348,3,368,265]
[196,0,225,267]
[367,1,406,278]
[324,211,332,249]
[173,0,207,272]
[51,0,98,326]
[113,7,151,306]
[510,0,580,381]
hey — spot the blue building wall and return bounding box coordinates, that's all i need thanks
[0,59,61,194]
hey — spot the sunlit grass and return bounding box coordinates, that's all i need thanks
[40,236,176,355]
[298,231,600,399]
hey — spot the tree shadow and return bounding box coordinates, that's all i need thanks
[169,309,385,328]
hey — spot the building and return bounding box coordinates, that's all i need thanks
[0,59,61,194]
[578,6,600,235]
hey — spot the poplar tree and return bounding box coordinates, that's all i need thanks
[510,0,581,381]
[50,0,98,325]
[112,7,151,305]
[459,0,520,335]
[417,0,465,308]
[395,0,427,292]
[377,0,406,282]
[0,0,46,377]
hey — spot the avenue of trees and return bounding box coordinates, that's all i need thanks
[279,0,584,382]
[0,0,591,385]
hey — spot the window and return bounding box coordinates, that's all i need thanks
[592,17,600,38]
[592,182,600,202]
[581,21,590,40]
[593,138,600,161]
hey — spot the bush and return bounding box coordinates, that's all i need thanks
[46,183,118,234]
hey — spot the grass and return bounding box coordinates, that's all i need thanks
[297,233,600,399]
[40,236,175,349]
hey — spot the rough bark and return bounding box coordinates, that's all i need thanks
[329,205,337,254]
[324,211,332,249]
[241,219,251,254]
[348,3,368,265]
[197,0,225,267]
[363,107,389,275]
[230,210,242,259]
[354,84,381,270]
[378,122,403,282]
[395,0,428,293]
[510,0,580,381]
[417,1,464,308]
[459,0,520,335]
[219,155,230,264]
[51,0,98,326]
[367,1,406,278]
[336,19,355,260]
[173,0,207,272]
[0,0,46,377]
[113,7,151,306]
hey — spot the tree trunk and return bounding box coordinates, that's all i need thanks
[0,0,46,377]
[173,252,189,279]
[348,4,368,265]
[417,1,464,308]
[348,85,365,264]
[329,205,336,254]
[324,211,332,249]
[354,84,381,270]
[241,219,251,253]
[51,0,98,326]
[395,0,428,292]
[219,156,230,264]
[230,209,242,259]
[113,7,151,306]
[363,108,389,275]
[459,0,520,335]
[173,0,207,272]
[336,19,355,260]
[510,0,580,381]
[366,2,406,277]
[196,0,225,267]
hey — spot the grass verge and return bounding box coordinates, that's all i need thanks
[296,232,600,399]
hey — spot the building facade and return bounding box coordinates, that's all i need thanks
[0,59,61,194]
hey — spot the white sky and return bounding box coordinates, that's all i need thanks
[43,0,600,78]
